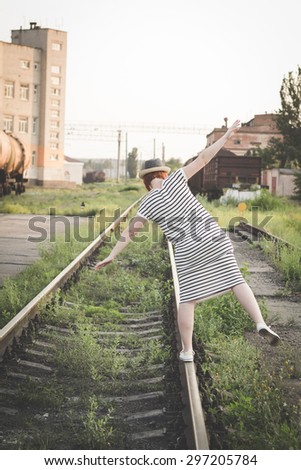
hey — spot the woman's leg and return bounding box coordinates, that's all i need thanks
[232,281,280,345]
[232,281,265,324]
[177,301,195,352]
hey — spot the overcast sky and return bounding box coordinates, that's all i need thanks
[1,0,300,161]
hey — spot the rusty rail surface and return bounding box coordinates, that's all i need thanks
[167,241,209,450]
[238,221,301,252]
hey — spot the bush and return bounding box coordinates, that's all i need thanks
[247,189,285,211]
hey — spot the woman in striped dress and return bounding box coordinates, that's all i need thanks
[95,120,280,361]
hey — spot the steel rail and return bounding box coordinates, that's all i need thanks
[0,200,140,360]
[0,198,210,450]
[238,221,301,252]
[167,241,210,450]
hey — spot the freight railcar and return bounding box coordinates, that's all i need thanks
[185,148,261,199]
[0,130,30,196]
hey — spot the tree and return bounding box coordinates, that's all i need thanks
[274,66,301,168]
[165,158,182,171]
[276,66,301,150]
[245,146,276,169]
[275,66,301,194]
[127,147,138,178]
[260,137,299,169]
[249,67,301,171]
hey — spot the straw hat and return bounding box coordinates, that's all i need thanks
[139,158,171,178]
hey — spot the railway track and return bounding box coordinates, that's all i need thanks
[0,201,209,450]
[1,203,297,451]
[237,220,301,252]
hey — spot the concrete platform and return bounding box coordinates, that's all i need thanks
[0,214,88,286]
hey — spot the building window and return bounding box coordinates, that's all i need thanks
[4,81,14,98]
[4,116,14,132]
[52,42,62,51]
[34,62,39,71]
[50,132,59,139]
[51,109,60,118]
[51,88,60,96]
[51,76,61,85]
[32,117,38,135]
[20,59,30,69]
[233,139,241,145]
[33,84,38,102]
[20,84,30,101]
[51,65,61,74]
[50,153,59,160]
[50,121,60,129]
[31,150,37,165]
[50,142,59,149]
[19,117,29,133]
[51,99,60,107]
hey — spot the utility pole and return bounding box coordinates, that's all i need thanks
[117,130,121,183]
[125,132,128,182]
[162,142,165,163]
[153,138,156,158]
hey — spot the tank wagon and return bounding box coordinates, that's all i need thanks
[185,148,262,199]
[0,130,30,196]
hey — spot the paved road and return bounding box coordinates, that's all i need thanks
[0,214,88,286]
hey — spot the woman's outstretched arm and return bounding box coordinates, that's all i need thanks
[94,216,146,270]
[183,119,241,180]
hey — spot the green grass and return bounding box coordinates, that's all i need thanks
[1,179,301,449]
[2,227,173,450]
[200,193,301,291]
[0,180,146,328]
[194,288,301,450]
[0,236,93,328]
[0,179,145,216]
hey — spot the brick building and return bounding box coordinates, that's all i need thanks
[206,114,282,156]
[0,22,68,186]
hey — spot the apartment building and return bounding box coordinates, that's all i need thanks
[0,22,67,186]
[206,114,282,156]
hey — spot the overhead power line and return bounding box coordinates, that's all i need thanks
[65,121,211,141]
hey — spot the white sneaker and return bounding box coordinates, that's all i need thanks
[257,325,280,346]
[179,350,195,362]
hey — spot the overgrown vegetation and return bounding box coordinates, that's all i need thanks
[2,227,175,449]
[0,179,145,216]
[0,181,145,327]
[194,291,301,449]
[0,237,93,328]
[200,194,301,292]
[1,178,300,449]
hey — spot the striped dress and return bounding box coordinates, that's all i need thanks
[137,168,245,303]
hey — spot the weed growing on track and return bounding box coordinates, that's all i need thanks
[11,228,173,449]
[260,239,301,292]
[81,396,120,449]
[194,289,301,450]
[16,378,66,409]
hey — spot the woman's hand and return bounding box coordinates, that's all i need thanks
[94,255,115,270]
[225,119,241,138]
